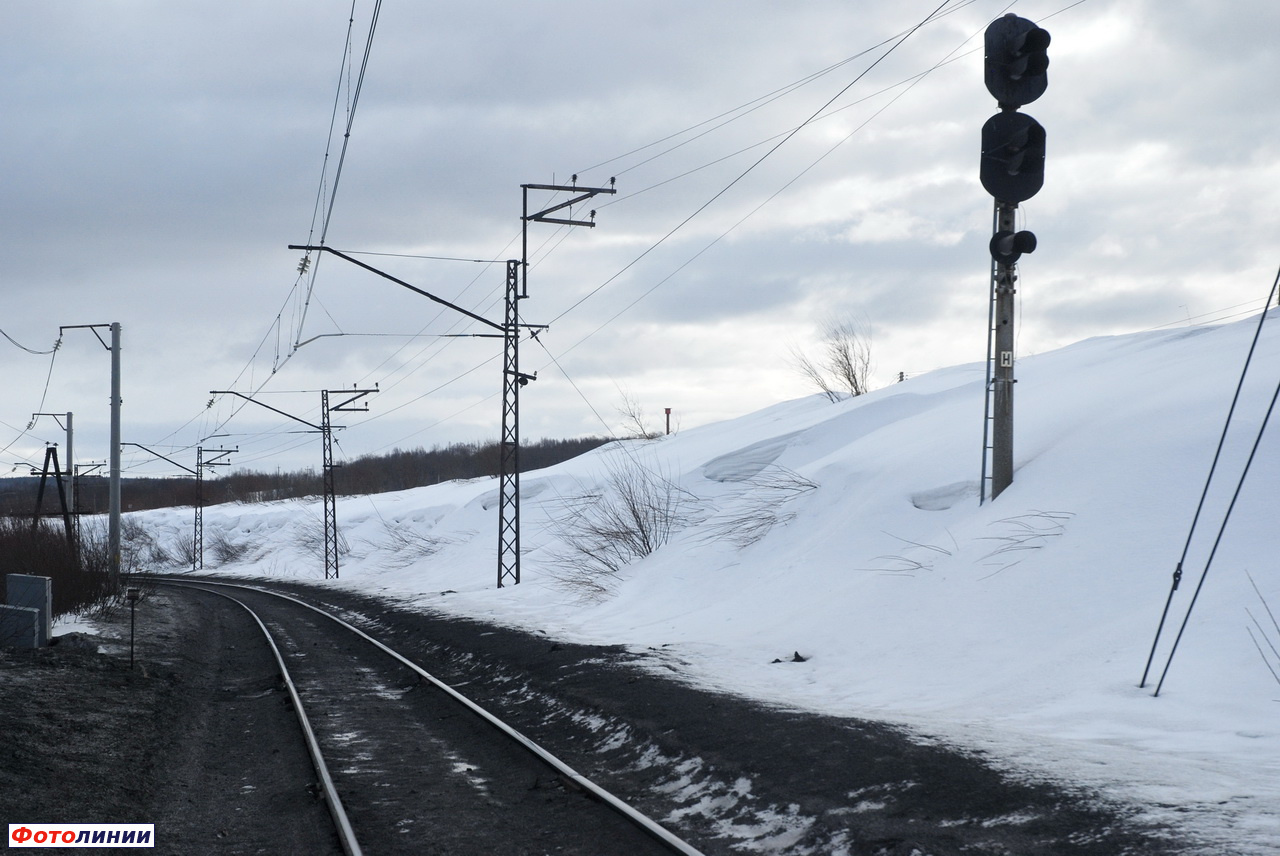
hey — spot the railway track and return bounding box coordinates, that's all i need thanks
[160,579,704,856]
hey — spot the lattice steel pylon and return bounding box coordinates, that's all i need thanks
[500,180,617,587]
[209,387,373,580]
[322,387,377,580]
[194,446,235,571]
[194,451,203,571]
[322,391,338,579]
[498,260,525,587]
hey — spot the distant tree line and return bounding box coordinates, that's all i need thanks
[0,436,611,516]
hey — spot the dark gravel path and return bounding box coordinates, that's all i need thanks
[0,574,1186,855]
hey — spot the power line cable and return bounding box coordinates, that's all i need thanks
[0,418,54,467]
[28,334,64,425]
[528,0,1111,391]
[1142,298,1272,332]
[206,1,975,459]
[546,0,957,329]
[532,336,619,440]
[294,0,384,353]
[0,329,62,457]
[542,2,982,366]
[591,46,980,215]
[1,329,59,355]
[576,0,983,182]
[189,0,381,431]
[316,0,984,456]
[151,2,387,460]
[513,1,1045,445]
[147,0,1059,468]
[371,389,499,453]
[344,219,573,403]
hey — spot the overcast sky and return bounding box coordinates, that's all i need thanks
[3,0,1277,480]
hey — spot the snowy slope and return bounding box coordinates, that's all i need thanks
[134,312,1280,852]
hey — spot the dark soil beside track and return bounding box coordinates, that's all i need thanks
[0,575,1186,855]
[1,587,338,856]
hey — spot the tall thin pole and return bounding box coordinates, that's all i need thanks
[498,260,522,588]
[321,390,339,580]
[504,180,615,587]
[65,412,74,537]
[109,322,122,585]
[195,447,204,571]
[979,204,998,505]
[58,323,124,577]
[209,389,366,580]
[990,203,1017,500]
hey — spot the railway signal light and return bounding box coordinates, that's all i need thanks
[989,229,1037,265]
[980,111,1046,204]
[984,14,1050,108]
[977,17,1050,504]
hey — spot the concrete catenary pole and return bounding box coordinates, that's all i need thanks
[65,412,74,530]
[109,322,121,585]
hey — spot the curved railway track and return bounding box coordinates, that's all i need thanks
[160,580,703,856]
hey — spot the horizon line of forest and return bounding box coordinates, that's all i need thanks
[2,435,613,516]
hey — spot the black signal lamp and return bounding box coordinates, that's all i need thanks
[989,230,1037,265]
[984,14,1050,109]
[980,111,1046,204]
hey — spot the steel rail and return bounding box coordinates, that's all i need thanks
[171,583,363,856]
[158,578,705,856]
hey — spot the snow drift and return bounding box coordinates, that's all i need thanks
[133,312,1280,852]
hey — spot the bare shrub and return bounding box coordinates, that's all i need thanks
[0,517,104,619]
[792,318,874,402]
[792,347,839,403]
[976,510,1073,578]
[120,516,148,545]
[118,516,173,574]
[701,466,818,548]
[615,387,661,440]
[209,528,249,564]
[77,520,162,613]
[172,532,197,569]
[294,515,350,562]
[375,520,450,569]
[0,516,174,623]
[548,457,699,599]
[146,542,172,567]
[859,531,958,577]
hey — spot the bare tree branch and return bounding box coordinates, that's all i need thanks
[615,386,661,439]
[826,320,874,398]
[791,317,874,401]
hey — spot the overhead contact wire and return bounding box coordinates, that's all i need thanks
[295,0,384,352]
[548,0,956,328]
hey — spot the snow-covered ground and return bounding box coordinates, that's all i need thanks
[132,312,1280,853]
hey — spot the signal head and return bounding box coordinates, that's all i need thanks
[981,111,1046,203]
[984,14,1050,108]
[989,229,1038,265]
